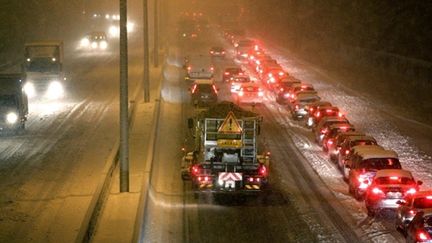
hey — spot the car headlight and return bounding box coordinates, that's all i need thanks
[127,22,135,32]
[46,81,64,99]
[26,58,31,62]
[100,41,108,49]
[23,82,36,98]
[80,38,90,47]
[91,42,98,49]
[109,26,119,37]
[6,112,18,124]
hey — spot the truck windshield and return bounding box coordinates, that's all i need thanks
[26,46,59,58]
[27,58,61,72]
[0,95,17,107]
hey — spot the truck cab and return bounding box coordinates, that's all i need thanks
[24,40,65,100]
[0,74,29,134]
[182,102,269,197]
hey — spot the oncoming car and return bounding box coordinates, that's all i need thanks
[365,169,422,217]
[80,31,108,50]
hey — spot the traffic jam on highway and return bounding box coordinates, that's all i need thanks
[178,13,432,242]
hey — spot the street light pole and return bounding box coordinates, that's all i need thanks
[153,0,159,67]
[143,0,150,102]
[119,0,129,192]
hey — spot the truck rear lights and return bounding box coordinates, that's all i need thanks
[258,165,268,177]
[248,177,261,183]
[197,176,210,182]
[191,164,200,175]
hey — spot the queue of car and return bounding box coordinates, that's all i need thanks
[220,28,432,241]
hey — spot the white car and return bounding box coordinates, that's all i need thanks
[230,75,251,93]
[365,169,422,217]
[236,83,264,104]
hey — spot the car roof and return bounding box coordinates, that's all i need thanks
[318,106,339,111]
[241,82,260,88]
[193,79,214,84]
[297,93,320,99]
[346,135,376,142]
[320,116,347,123]
[375,169,412,178]
[352,145,398,159]
[328,123,354,130]
[225,67,241,71]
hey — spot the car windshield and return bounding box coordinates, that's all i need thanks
[413,197,432,209]
[226,68,241,73]
[242,86,259,92]
[375,176,415,185]
[0,95,17,106]
[197,84,213,93]
[352,140,377,146]
[232,77,249,83]
[361,158,401,170]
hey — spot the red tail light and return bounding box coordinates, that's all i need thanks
[417,230,431,241]
[316,111,321,117]
[191,164,200,176]
[187,66,192,71]
[278,71,284,76]
[212,85,218,94]
[406,188,417,195]
[210,66,214,72]
[372,187,384,194]
[258,164,268,177]
[258,91,264,96]
[224,71,229,75]
[327,139,334,146]
[345,150,350,155]
[295,104,299,110]
[191,84,197,94]
[239,91,244,96]
[210,51,214,54]
[338,112,343,117]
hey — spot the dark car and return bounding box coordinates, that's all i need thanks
[406,209,432,242]
[210,47,225,58]
[223,67,243,82]
[190,79,218,106]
